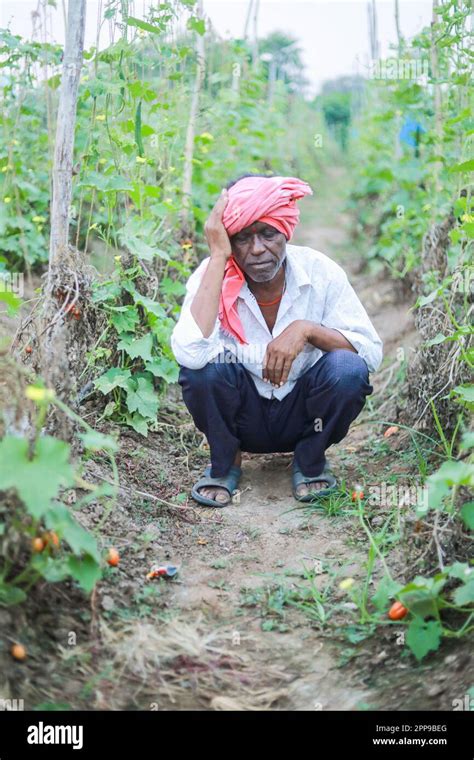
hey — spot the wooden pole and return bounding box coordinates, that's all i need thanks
[180,0,206,235]
[48,0,86,280]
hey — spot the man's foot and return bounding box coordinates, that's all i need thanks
[197,451,242,505]
[295,480,330,498]
[292,460,338,502]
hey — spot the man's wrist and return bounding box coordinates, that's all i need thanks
[300,319,318,343]
[209,248,230,264]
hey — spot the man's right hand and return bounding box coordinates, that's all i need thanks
[204,189,232,260]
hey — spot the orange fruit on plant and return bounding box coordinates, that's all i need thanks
[11,643,27,661]
[31,537,45,553]
[43,531,60,548]
[107,548,120,566]
[351,490,364,501]
[25,345,32,354]
[388,601,408,620]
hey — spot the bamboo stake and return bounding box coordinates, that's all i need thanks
[180,0,205,235]
[48,0,86,279]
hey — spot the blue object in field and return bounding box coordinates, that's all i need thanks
[399,117,425,147]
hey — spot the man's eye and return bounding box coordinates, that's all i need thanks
[263,230,276,238]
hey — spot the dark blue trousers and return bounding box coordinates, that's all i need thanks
[178,349,373,478]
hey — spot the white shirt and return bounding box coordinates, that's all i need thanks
[171,245,383,400]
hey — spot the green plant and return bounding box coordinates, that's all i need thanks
[0,383,119,604]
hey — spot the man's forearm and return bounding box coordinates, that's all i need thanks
[302,320,357,353]
[190,255,227,338]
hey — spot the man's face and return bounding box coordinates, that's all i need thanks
[230,221,287,282]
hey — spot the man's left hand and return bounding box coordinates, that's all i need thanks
[262,320,309,387]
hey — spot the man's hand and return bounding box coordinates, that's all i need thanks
[263,320,358,387]
[263,320,309,387]
[204,189,232,261]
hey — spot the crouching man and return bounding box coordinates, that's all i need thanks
[171,174,383,507]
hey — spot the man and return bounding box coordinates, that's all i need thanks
[171,174,383,507]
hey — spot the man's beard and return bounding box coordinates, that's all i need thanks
[245,252,286,283]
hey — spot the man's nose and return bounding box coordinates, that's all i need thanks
[250,234,266,255]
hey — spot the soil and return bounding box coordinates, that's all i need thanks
[1,168,472,711]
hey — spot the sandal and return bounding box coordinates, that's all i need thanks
[191,464,242,508]
[292,460,337,502]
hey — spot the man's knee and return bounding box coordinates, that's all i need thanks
[313,349,371,396]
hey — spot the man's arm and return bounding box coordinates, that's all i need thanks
[304,322,357,353]
[262,320,355,387]
[262,266,382,387]
[170,190,232,369]
[190,189,232,337]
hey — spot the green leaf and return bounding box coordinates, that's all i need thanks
[31,554,69,583]
[371,575,403,612]
[67,554,102,594]
[463,222,474,239]
[0,290,22,315]
[430,459,473,487]
[45,503,100,562]
[125,412,149,436]
[79,430,118,453]
[446,562,471,581]
[453,577,474,606]
[118,233,169,262]
[125,377,159,419]
[425,332,448,347]
[94,367,132,394]
[187,16,206,35]
[450,159,474,173]
[135,100,144,157]
[0,584,27,606]
[109,306,139,334]
[145,356,179,383]
[416,289,440,308]
[398,576,445,618]
[103,175,133,193]
[460,502,474,531]
[406,618,442,661]
[133,292,167,317]
[0,436,74,518]
[160,278,186,298]
[453,385,474,404]
[117,333,154,362]
[127,16,162,35]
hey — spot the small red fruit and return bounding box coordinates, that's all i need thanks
[388,601,408,621]
[351,490,364,501]
[107,548,120,566]
[25,345,32,354]
[11,643,27,661]
[43,531,60,548]
[31,537,45,553]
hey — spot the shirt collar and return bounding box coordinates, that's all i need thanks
[285,245,312,289]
